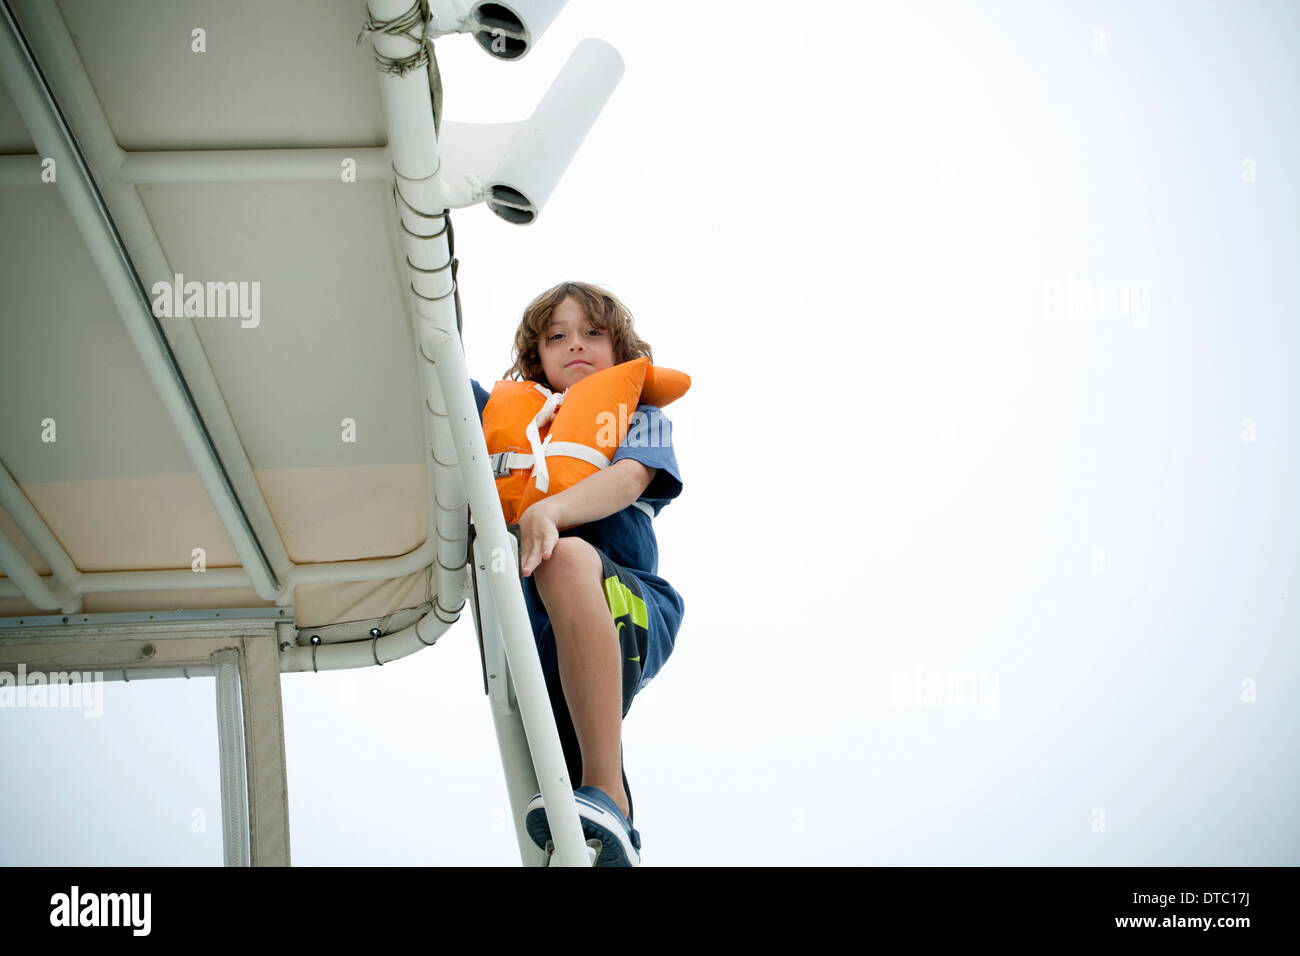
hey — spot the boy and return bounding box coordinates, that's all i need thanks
[471,281,684,865]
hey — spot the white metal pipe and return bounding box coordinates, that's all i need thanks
[0,534,457,601]
[490,707,548,865]
[424,0,474,38]
[436,499,468,581]
[3,148,390,186]
[0,664,217,682]
[485,37,623,224]
[420,309,471,616]
[366,0,588,866]
[472,531,546,864]
[472,531,510,713]
[213,648,251,867]
[277,599,456,672]
[4,140,509,195]
[73,568,252,592]
[120,147,392,184]
[0,525,64,610]
[1,2,282,602]
[0,457,83,610]
[110,665,216,681]
[0,544,445,600]
[425,365,471,608]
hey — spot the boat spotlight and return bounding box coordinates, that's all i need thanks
[483,37,623,224]
[468,0,568,60]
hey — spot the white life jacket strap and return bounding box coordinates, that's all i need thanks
[489,451,656,522]
[543,441,610,472]
[488,445,606,479]
[525,390,565,492]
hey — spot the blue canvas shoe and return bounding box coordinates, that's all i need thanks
[524,791,551,850]
[523,787,641,866]
[573,785,641,867]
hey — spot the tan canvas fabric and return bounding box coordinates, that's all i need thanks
[0,464,439,628]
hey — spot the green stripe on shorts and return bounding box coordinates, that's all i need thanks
[603,574,648,630]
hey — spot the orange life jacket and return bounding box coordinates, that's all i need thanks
[482,356,690,528]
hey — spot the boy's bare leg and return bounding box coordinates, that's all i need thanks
[532,538,631,819]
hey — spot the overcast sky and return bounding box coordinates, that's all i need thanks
[3,0,1298,866]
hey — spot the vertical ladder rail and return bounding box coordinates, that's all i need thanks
[470,529,546,866]
[365,0,589,866]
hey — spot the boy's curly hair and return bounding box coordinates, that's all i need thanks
[503,281,653,389]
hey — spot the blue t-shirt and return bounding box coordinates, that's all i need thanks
[471,377,684,684]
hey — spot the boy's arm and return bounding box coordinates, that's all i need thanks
[471,378,489,425]
[534,458,657,530]
[518,460,656,576]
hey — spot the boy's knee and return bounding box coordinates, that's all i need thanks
[533,537,601,592]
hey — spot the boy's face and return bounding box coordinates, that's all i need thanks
[538,296,616,392]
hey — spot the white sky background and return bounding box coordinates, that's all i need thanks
[3,0,1298,865]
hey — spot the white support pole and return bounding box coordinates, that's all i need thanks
[472,530,546,865]
[364,0,589,867]
[213,648,252,867]
[491,705,549,866]
[237,634,291,866]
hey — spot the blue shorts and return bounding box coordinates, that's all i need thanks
[522,542,655,719]
[514,534,673,823]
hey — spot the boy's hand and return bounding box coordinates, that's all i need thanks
[518,500,561,578]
